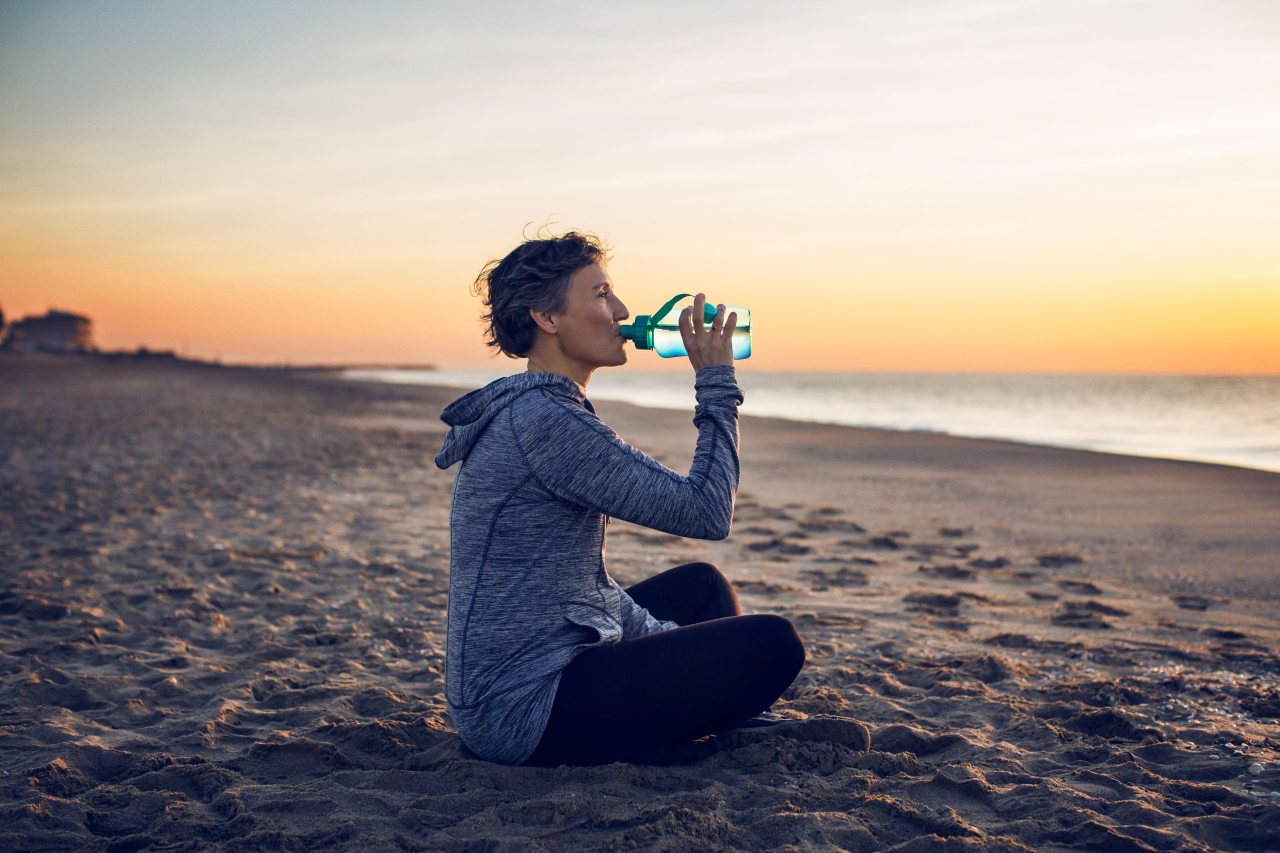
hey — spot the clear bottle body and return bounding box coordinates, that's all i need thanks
[650,305,751,359]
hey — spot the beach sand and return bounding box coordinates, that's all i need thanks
[2,355,1278,853]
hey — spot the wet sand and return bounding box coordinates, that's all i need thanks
[2,355,1278,853]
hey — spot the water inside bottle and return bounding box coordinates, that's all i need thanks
[650,306,751,359]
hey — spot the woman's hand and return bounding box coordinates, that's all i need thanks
[679,293,738,372]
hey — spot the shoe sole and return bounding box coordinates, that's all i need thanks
[721,715,871,751]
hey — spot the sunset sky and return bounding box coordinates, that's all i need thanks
[2,0,1277,372]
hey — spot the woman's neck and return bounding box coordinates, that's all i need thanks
[525,354,592,392]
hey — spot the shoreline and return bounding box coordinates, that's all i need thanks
[3,356,1278,852]
[341,364,1280,477]
[9,354,1272,475]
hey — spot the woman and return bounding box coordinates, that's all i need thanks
[435,232,852,766]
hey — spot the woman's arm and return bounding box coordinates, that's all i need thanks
[511,365,743,540]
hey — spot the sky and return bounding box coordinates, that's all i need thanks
[1,0,1278,373]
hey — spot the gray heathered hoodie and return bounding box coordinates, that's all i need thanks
[434,365,743,765]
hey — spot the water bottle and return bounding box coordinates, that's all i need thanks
[620,293,752,359]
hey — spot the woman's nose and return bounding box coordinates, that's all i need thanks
[614,298,629,322]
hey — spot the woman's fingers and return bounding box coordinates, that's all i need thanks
[721,310,737,338]
[704,302,735,365]
[682,294,736,370]
[712,306,735,364]
[679,305,696,345]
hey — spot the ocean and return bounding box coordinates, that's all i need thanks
[345,368,1280,474]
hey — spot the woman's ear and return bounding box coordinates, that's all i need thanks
[529,307,558,335]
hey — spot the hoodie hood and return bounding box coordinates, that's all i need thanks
[435,372,584,469]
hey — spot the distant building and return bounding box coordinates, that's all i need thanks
[0,310,95,353]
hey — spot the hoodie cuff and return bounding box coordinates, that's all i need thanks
[694,365,744,407]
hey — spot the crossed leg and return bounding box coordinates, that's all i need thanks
[523,563,805,767]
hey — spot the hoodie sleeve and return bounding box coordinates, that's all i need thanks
[614,580,678,638]
[512,365,743,540]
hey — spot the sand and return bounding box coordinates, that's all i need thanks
[2,354,1278,853]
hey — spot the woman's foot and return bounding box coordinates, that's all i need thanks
[721,714,870,751]
[727,711,790,729]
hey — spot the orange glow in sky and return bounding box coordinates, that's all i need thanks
[1,1,1277,373]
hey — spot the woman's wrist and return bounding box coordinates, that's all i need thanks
[694,364,736,384]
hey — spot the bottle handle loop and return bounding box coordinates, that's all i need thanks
[621,294,721,350]
[650,294,718,327]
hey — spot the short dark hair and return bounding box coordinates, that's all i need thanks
[472,230,611,358]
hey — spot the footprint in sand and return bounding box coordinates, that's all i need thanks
[744,538,814,556]
[731,579,798,595]
[904,592,964,616]
[1050,600,1130,629]
[1172,594,1228,611]
[1058,580,1103,595]
[918,564,974,580]
[797,518,867,534]
[1202,627,1249,640]
[1037,553,1084,568]
[800,567,868,590]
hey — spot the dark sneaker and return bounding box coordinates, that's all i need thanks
[728,712,790,729]
[721,714,870,751]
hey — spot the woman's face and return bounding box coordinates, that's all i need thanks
[550,262,630,370]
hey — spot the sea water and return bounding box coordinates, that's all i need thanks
[345,369,1280,474]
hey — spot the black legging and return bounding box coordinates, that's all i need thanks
[523,562,806,767]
